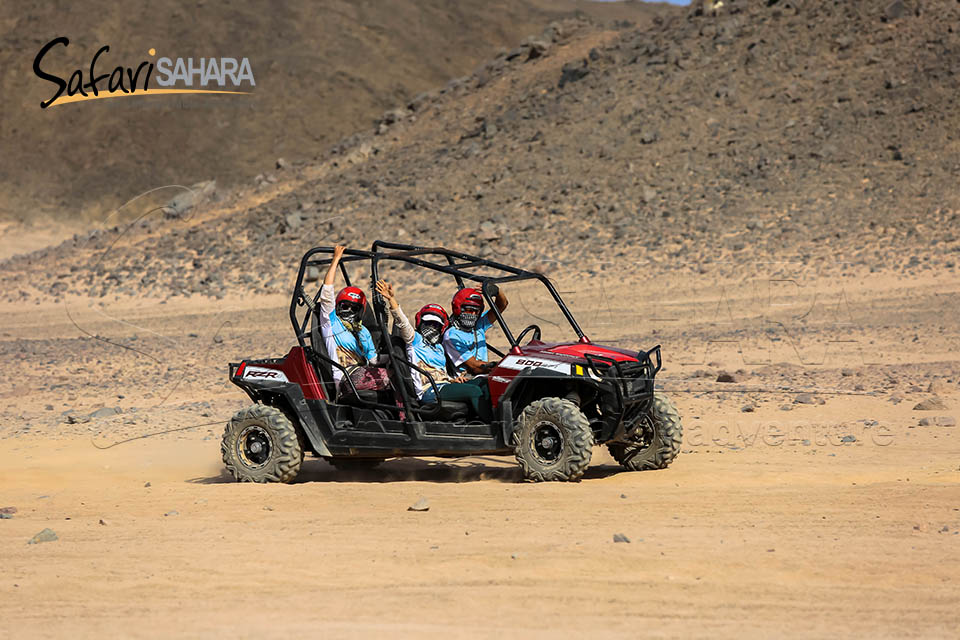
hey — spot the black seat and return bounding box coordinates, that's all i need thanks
[383,333,470,421]
[337,386,382,406]
[309,312,337,399]
[362,302,382,356]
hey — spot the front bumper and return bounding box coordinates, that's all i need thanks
[584,345,661,442]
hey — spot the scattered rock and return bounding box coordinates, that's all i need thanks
[558,60,589,88]
[284,212,303,232]
[613,533,631,543]
[28,528,58,544]
[741,404,756,413]
[98,519,108,526]
[913,397,947,411]
[304,265,321,283]
[794,393,817,404]
[276,157,289,170]
[0,506,17,515]
[164,510,179,517]
[883,0,911,21]
[840,435,857,443]
[408,497,430,512]
[716,371,736,383]
[926,380,947,394]
[89,406,121,419]
[144,482,152,488]
[526,39,550,60]
[377,108,408,128]
[919,416,956,427]
[164,180,215,218]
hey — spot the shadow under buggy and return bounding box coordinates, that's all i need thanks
[223,241,682,483]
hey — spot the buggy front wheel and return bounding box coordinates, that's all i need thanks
[514,397,594,482]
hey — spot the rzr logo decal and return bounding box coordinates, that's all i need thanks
[243,366,289,382]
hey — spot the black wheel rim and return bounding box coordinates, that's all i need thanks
[531,421,564,464]
[237,425,273,468]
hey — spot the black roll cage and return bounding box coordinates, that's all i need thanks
[290,241,588,352]
[288,241,590,420]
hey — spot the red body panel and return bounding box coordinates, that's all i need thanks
[242,347,326,400]
[486,365,520,407]
[282,347,326,400]
[486,341,640,406]
[527,341,639,362]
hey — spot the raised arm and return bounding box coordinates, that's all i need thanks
[319,244,346,317]
[375,279,415,344]
[323,244,346,287]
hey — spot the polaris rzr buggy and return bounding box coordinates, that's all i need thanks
[223,241,682,483]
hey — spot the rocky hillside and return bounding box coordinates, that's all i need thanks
[0,0,669,220]
[2,0,959,302]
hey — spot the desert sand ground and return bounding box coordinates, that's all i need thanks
[2,245,958,638]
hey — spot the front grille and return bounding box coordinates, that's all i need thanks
[583,355,654,401]
[629,376,651,396]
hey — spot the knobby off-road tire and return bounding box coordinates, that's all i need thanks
[607,392,682,471]
[222,404,303,483]
[514,397,594,482]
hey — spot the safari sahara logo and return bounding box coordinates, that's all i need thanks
[33,37,255,108]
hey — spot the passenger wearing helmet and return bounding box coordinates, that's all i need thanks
[374,282,452,395]
[318,245,380,390]
[443,284,508,375]
[375,280,491,420]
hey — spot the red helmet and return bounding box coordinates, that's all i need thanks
[335,286,366,310]
[415,303,449,331]
[451,287,484,316]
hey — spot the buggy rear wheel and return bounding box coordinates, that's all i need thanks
[514,397,594,482]
[607,392,682,471]
[222,404,303,483]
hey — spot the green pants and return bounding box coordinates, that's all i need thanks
[422,378,492,421]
